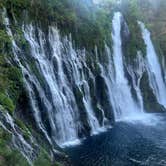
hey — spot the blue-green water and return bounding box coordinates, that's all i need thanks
[65,114,166,166]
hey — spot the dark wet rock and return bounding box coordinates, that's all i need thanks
[140,72,166,112]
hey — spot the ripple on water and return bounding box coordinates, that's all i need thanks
[64,114,166,166]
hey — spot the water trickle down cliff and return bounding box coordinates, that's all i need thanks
[139,22,166,110]
[1,8,166,165]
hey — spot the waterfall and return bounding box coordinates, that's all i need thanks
[3,9,107,145]
[139,22,166,108]
[1,10,39,165]
[3,9,54,147]
[21,25,107,146]
[23,25,79,145]
[95,12,145,122]
[3,7,166,151]
[109,12,140,120]
[127,52,145,112]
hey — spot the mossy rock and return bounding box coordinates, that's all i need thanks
[0,93,15,114]
[95,75,114,123]
[0,127,29,166]
[34,148,51,166]
[140,72,166,112]
[73,85,91,137]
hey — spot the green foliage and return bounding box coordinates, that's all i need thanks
[0,126,63,166]
[0,128,29,166]
[120,0,146,62]
[121,0,166,62]
[0,30,11,53]
[127,0,141,19]
[15,119,31,141]
[4,0,29,19]
[12,26,28,48]
[138,0,166,59]
[0,53,23,114]
[72,7,112,51]
[0,93,15,114]
[2,0,113,51]
[6,66,23,102]
[34,148,51,166]
[28,60,45,88]
[54,163,63,166]
[0,26,23,115]
[125,21,146,60]
[0,34,23,115]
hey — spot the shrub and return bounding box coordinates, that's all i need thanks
[0,93,15,114]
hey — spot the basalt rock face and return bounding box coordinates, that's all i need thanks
[140,72,166,113]
[1,3,166,166]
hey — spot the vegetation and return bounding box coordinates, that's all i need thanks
[0,0,166,165]
[0,127,62,166]
[138,0,166,59]
[0,29,23,114]
[0,93,15,114]
[0,0,165,59]
[0,0,113,52]
[0,128,29,166]
[15,118,31,140]
[119,0,146,62]
[119,0,166,61]
[34,148,52,166]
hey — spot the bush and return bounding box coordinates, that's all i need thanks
[0,128,29,166]
[0,30,11,52]
[0,93,15,114]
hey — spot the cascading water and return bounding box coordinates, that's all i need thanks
[127,52,145,112]
[97,12,166,123]
[139,22,166,108]
[1,9,39,164]
[2,6,166,153]
[2,8,108,146]
[23,25,79,145]
[21,25,106,146]
[3,9,55,148]
[95,12,145,123]
[109,12,141,120]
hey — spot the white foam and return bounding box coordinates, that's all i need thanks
[60,138,82,147]
[60,126,111,147]
[117,112,163,126]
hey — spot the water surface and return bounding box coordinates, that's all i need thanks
[65,114,166,166]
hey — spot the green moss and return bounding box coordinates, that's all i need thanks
[12,26,28,48]
[0,56,23,115]
[15,119,31,141]
[0,93,15,114]
[34,148,51,166]
[4,0,29,20]
[0,22,23,116]
[2,0,113,51]
[0,127,29,166]
[7,66,23,101]
[28,60,45,88]
[0,30,12,52]
[0,30,23,114]
[53,163,63,166]
[118,0,146,63]
[0,126,64,166]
